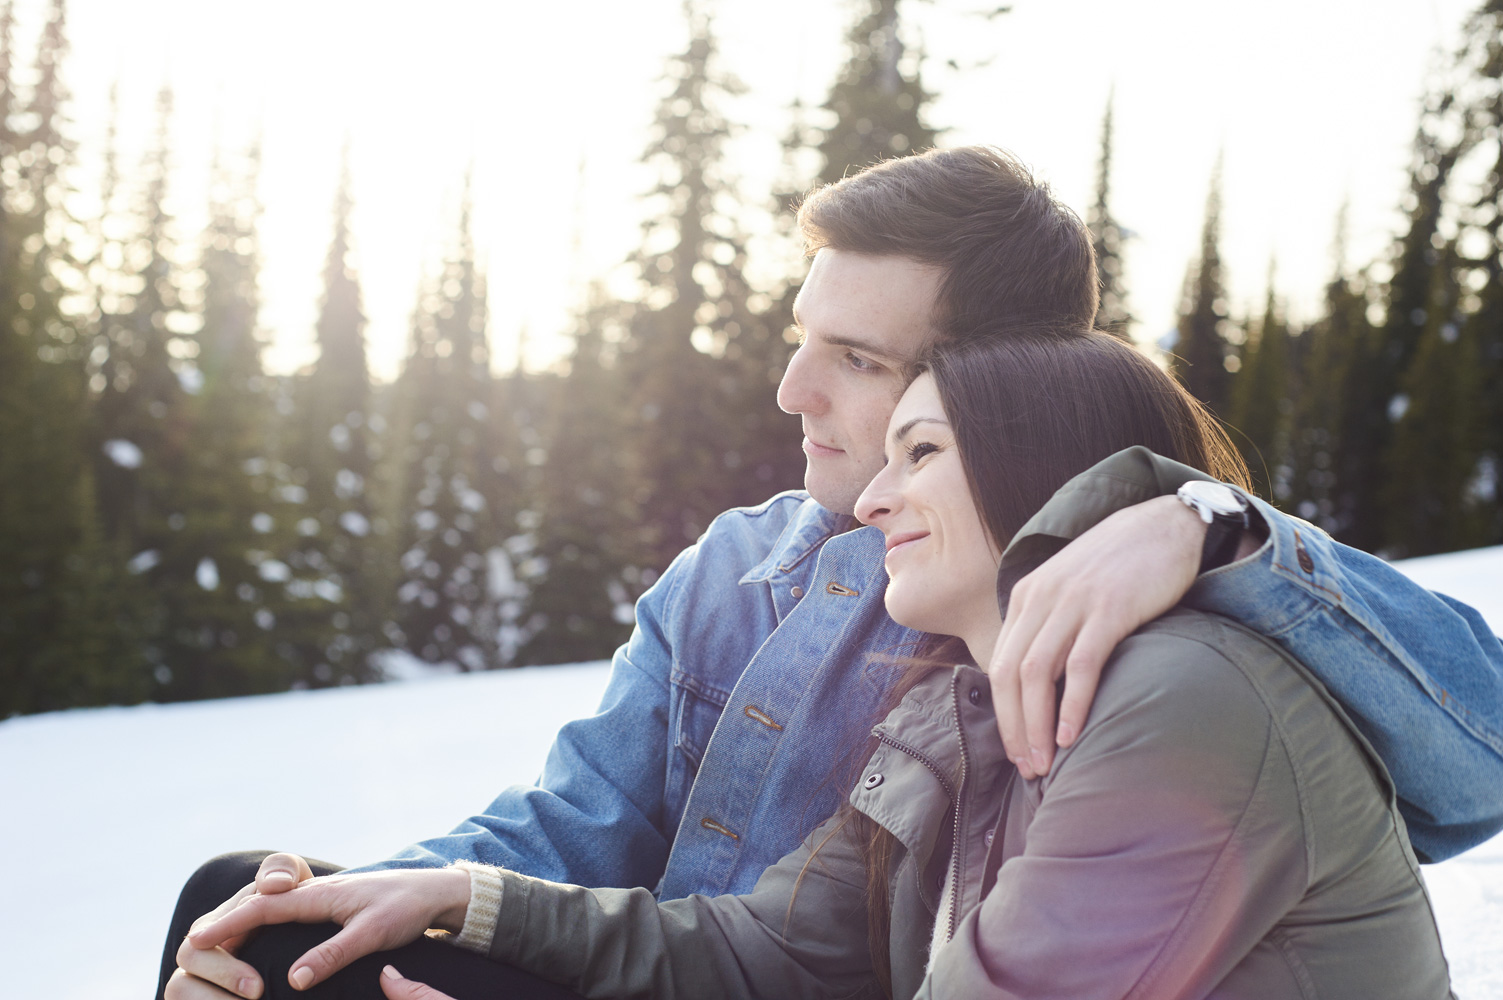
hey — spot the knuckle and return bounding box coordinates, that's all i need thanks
[1017,655,1053,684]
[317,936,349,971]
[1063,648,1103,675]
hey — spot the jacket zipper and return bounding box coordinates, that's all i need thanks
[872,730,956,801]
[872,729,956,915]
[945,678,970,943]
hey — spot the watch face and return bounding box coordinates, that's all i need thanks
[1178,480,1247,517]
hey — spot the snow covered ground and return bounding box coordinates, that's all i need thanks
[2,546,1501,999]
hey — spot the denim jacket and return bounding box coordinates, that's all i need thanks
[365,453,1503,891]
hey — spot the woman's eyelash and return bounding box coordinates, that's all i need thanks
[905,440,939,463]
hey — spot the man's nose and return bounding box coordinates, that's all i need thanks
[776,343,821,416]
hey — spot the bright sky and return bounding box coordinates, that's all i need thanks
[48,0,1480,381]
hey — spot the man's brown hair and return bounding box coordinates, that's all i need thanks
[797,146,1100,335]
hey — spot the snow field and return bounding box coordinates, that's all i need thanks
[2,548,1501,998]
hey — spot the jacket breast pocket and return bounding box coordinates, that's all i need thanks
[665,676,729,813]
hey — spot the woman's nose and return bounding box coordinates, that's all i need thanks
[854,464,898,526]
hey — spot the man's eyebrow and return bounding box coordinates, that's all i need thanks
[892,416,949,443]
[788,316,907,363]
[826,333,906,362]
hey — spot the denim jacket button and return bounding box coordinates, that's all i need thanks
[1297,545,1315,574]
[791,586,804,599]
[863,772,884,789]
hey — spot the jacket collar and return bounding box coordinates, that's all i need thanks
[739,496,855,585]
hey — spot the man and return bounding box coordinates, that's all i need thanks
[163,147,1503,999]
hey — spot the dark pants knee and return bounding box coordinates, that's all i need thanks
[157,852,583,1000]
[237,921,584,1000]
[156,851,344,1000]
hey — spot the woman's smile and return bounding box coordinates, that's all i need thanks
[883,530,930,559]
[855,373,1004,660]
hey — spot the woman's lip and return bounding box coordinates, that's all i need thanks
[802,437,843,457]
[885,532,929,555]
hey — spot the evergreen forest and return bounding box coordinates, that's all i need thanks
[3,0,1501,716]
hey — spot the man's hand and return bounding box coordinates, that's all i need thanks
[188,867,472,993]
[990,495,1257,780]
[379,965,458,1000]
[167,853,317,1000]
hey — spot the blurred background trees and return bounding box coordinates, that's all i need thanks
[1,0,1500,715]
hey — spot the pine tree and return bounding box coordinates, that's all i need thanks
[1229,268,1292,501]
[1329,95,1463,552]
[146,140,319,700]
[389,176,507,669]
[519,168,644,666]
[1171,157,1237,420]
[90,86,198,694]
[281,147,385,685]
[517,292,642,665]
[816,0,938,184]
[616,0,801,571]
[1449,0,1503,545]
[1285,207,1373,534]
[1088,90,1132,339]
[0,0,147,714]
[1382,240,1488,557]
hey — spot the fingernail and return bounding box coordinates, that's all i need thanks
[1012,756,1034,779]
[1057,721,1077,747]
[239,976,262,998]
[383,965,402,980]
[264,870,295,884]
[1029,747,1049,774]
[291,966,314,990]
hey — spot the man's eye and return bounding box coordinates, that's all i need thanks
[846,352,878,372]
[905,441,939,463]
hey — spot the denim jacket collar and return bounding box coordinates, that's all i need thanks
[738,494,853,585]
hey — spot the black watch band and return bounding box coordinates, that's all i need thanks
[1176,481,1251,575]
[1200,516,1243,574]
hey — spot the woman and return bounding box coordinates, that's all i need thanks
[194,328,1453,999]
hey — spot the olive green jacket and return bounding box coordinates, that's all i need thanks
[474,448,1454,999]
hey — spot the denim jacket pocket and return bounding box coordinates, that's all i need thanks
[667,673,731,808]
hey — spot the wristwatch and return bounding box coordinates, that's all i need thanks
[1176,480,1251,574]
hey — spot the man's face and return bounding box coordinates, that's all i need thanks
[777,249,944,515]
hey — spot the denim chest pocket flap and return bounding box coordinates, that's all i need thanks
[669,671,731,774]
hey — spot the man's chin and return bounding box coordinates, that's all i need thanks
[803,459,862,516]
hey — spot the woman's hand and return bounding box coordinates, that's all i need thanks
[188,867,473,992]
[990,495,1206,779]
[379,965,458,1000]
[168,853,318,1000]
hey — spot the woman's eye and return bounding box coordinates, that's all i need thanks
[905,441,939,463]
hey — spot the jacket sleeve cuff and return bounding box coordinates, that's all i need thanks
[451,861,504,954]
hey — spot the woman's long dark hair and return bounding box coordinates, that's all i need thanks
[808,325,1249,996]
[930,327,1249,547]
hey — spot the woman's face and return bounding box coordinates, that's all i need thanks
[854,373,1003,649]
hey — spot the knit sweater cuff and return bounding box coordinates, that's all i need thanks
[451,861,504,954]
